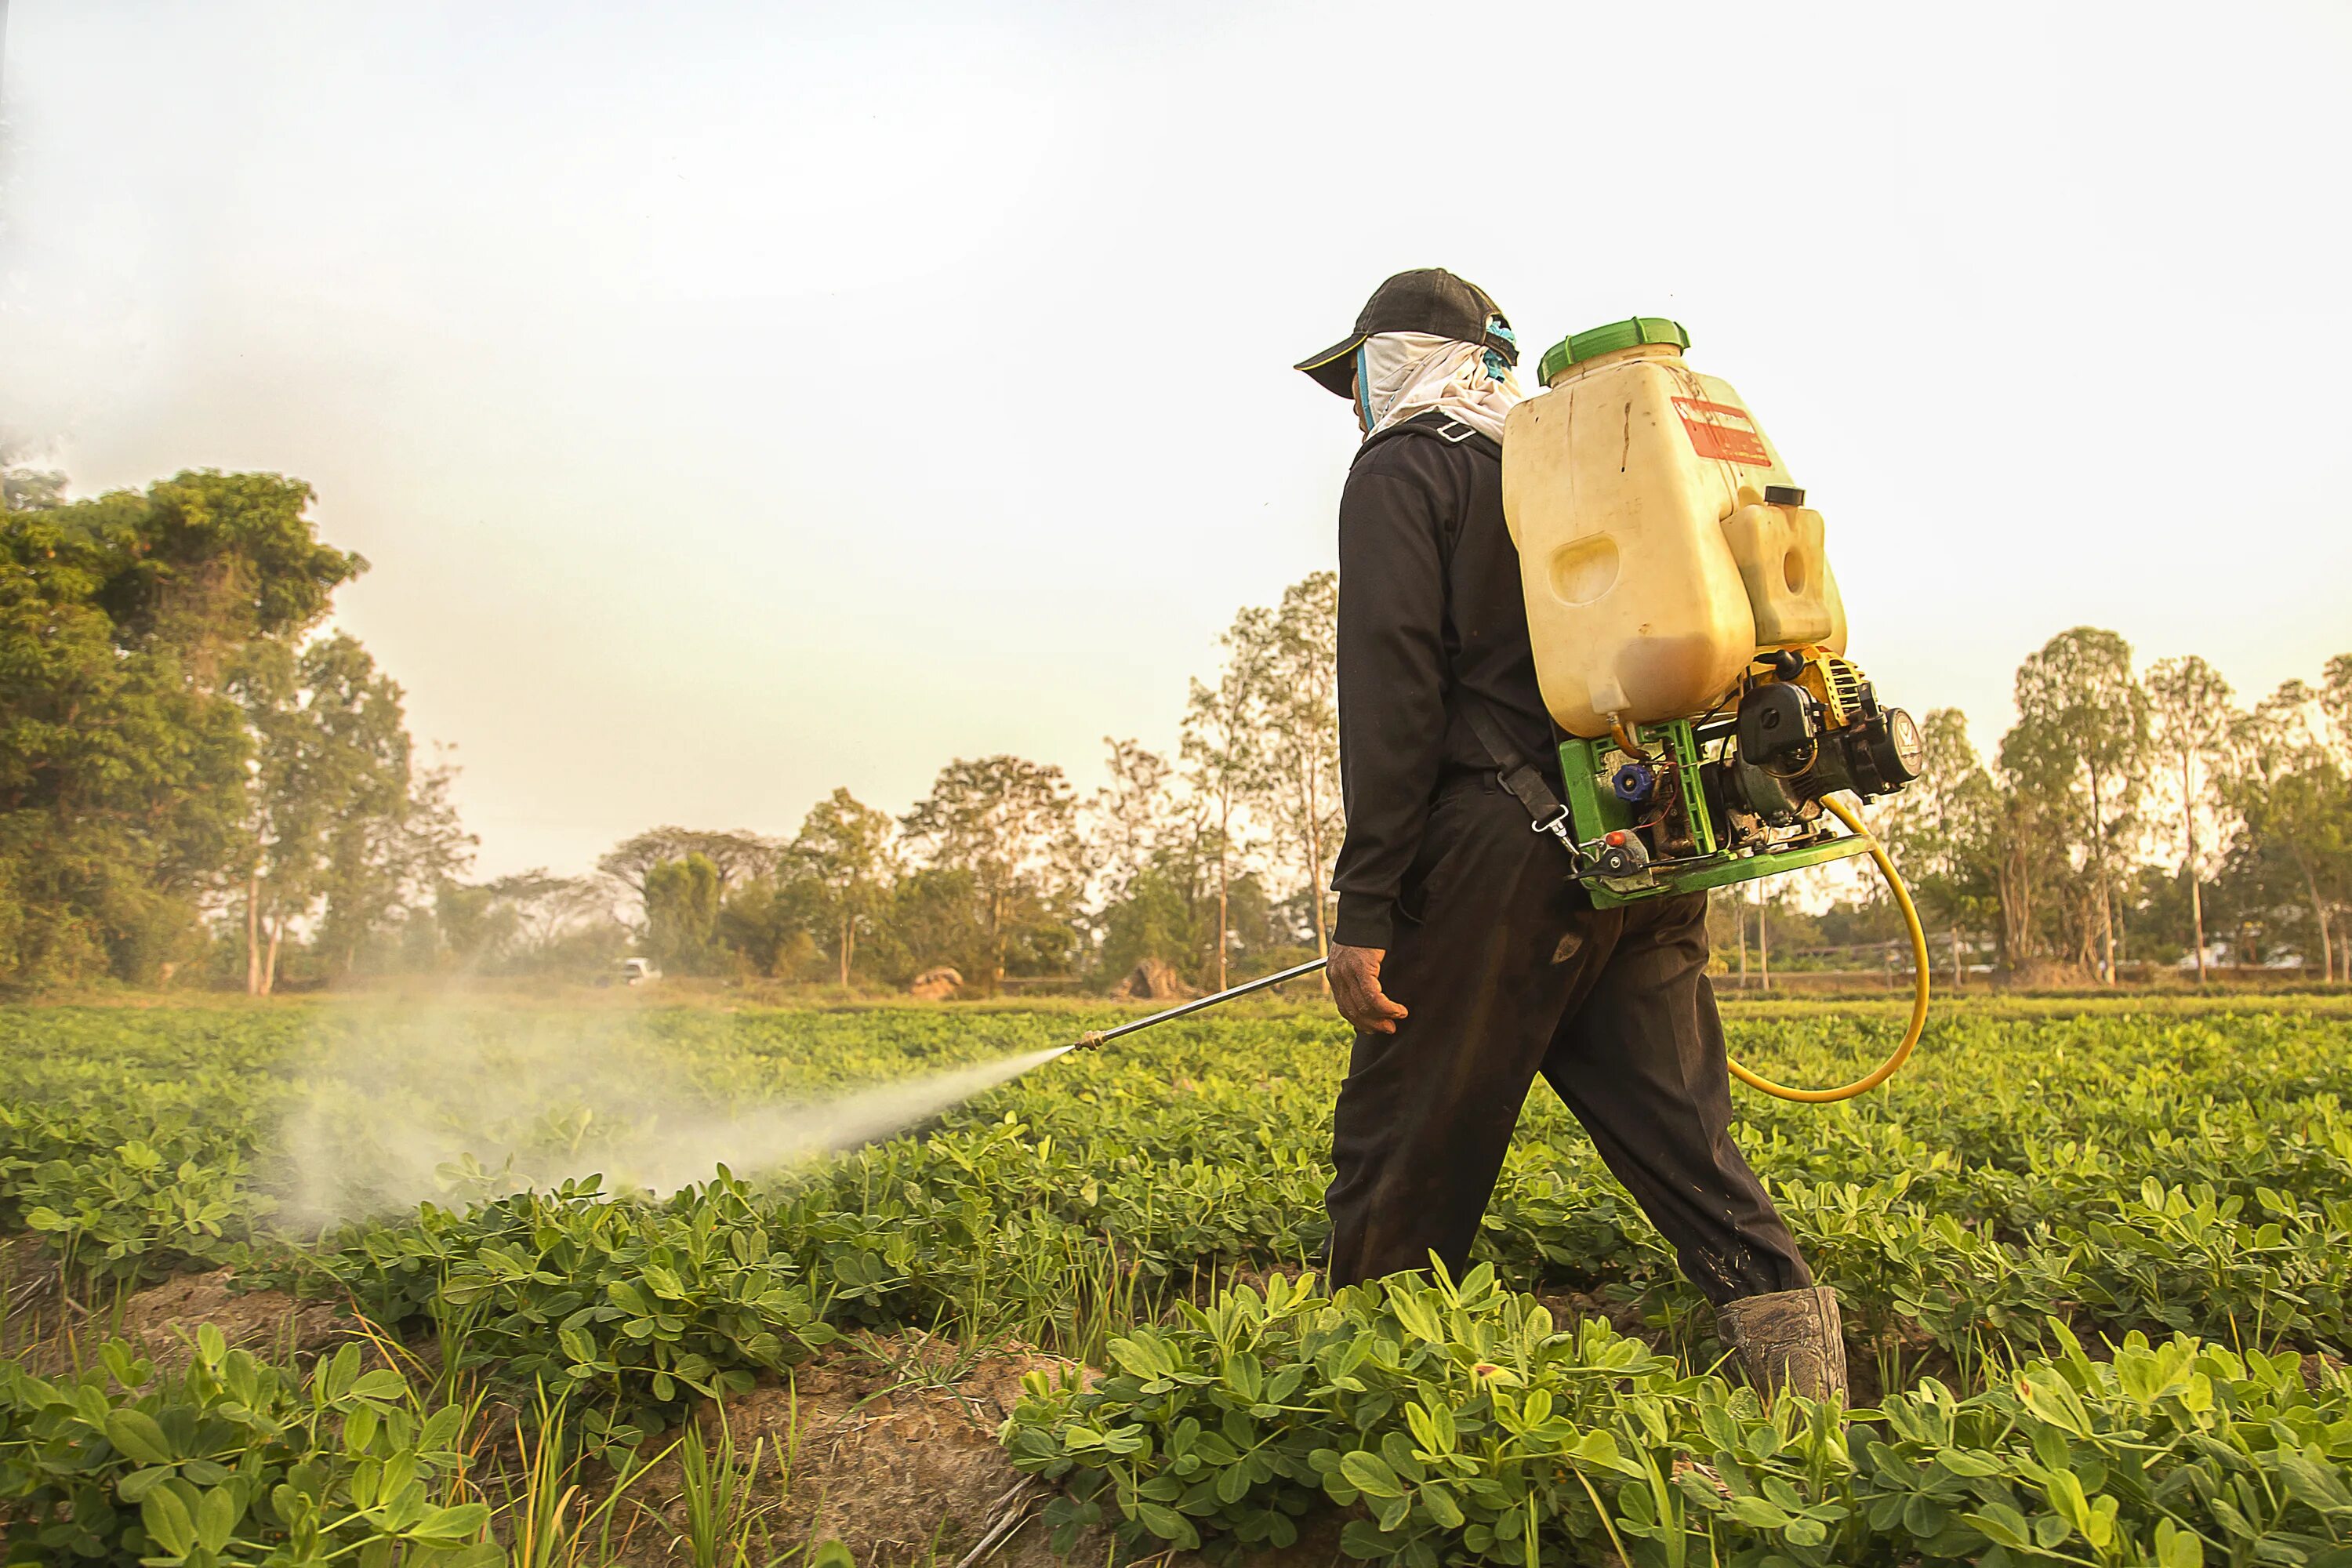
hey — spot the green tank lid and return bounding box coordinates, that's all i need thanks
[1537,317,1691,384]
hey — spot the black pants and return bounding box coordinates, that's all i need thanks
[1323,775,1812,1304]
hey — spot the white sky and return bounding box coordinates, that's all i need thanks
[5,2,2348,880]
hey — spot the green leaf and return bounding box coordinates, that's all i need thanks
[350,1368,408,1402]
[1341,1450,1406,1500]
[1969,1503,2034,1550]
[1389,1291,1445,1345]
[1406,1399,1456,1457]
[105,1407,175,1464]
[143,1486,198,1559]
[1132,1501,1199,1548]
[195,1486,241,1555]
[1109,1334,1176,1381]
[406,1502,490,1542]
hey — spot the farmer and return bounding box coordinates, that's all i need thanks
[1294,269,1846,1399]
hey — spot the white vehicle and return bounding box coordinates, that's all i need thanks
[618,957,659,986]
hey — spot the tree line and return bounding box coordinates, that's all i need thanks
[452,572,1348,994]
[1878,632,2351,984]
[5,465,2343,993]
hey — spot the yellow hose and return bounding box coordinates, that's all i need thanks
[1725,794,1929,1103]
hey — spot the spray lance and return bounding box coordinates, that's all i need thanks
[1076,318,1935,1103]
[1072,957,1333,1052]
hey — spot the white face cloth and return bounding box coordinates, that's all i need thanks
[1354,330,1525,445]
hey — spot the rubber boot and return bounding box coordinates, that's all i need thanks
[1716,1286,1848,1403]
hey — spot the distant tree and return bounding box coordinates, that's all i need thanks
[599,827,781,902]
[2224,680,2350,981]
[880,867,992,985]
[1182,608,1276,990]
[2002,628,2150,983]
[1249,572,1344,969]
[231,633,459,993]
[1874,708,2001,979]
[2143,655,2238,982]
[899,756,1081,991]
[431,870,616,975]
[790,788,896,985]
[1094,866,1204,985]
[487,872,611,954]
[717,873,826,980]
[1088,739,1180,908]
[643,854,722,975]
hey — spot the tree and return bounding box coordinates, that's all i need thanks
[432,871,619,976]
[1874,709,2000,982]
[1094,865,1206,986]
[790,788,896,986]
[2143,655,2238,982]
[899,756,1081,991]
[1182,608,1277,991]
[717,873,826,980]
[0,471,362,987]
[644,854,722,975]
[2002,629,2150,983]
[87,470,364,691]
[232,633,457,993]
[598,827,781,902]
[1249,572,1345,969]
[2225,680,2350,982]
[1088,739,1181,908]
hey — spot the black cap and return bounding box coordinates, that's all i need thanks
[1294,268,1518,398]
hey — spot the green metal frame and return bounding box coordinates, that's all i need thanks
[1557,720,1872,909]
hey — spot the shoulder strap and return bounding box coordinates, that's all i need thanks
[1354,409,1503,468]
[1461,699,1582,859]
[1354,412,1573,860]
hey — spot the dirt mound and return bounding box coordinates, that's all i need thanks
[618,1333,1102,1564]
[615,1333,1361,1566]
[104,1269,361,1377]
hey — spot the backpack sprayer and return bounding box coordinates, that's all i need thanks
[1078,318,1931,1102]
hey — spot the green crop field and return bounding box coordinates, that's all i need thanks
[5,994,2352,1566]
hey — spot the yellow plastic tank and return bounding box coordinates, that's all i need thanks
[1500,318,1846,739]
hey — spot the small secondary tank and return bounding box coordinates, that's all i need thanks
[1501,318,1846,739]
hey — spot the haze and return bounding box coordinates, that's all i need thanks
[5,2,2347,878]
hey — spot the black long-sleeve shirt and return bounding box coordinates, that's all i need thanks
[1330,414,1561,949]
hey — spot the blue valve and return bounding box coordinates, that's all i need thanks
[1611,762,1655,806]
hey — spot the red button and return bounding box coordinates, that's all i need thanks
[1605,831,1627,846]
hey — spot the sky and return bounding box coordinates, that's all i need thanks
[4,1,2349,880]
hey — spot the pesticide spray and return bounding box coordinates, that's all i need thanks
[276,1001,1078,1229]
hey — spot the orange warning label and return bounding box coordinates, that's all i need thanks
[1673,397,1771,466]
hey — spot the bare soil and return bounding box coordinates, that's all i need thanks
[602,1332,1102,1566]
[614,1332,1355,1567]
[13,1264,368,1378]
